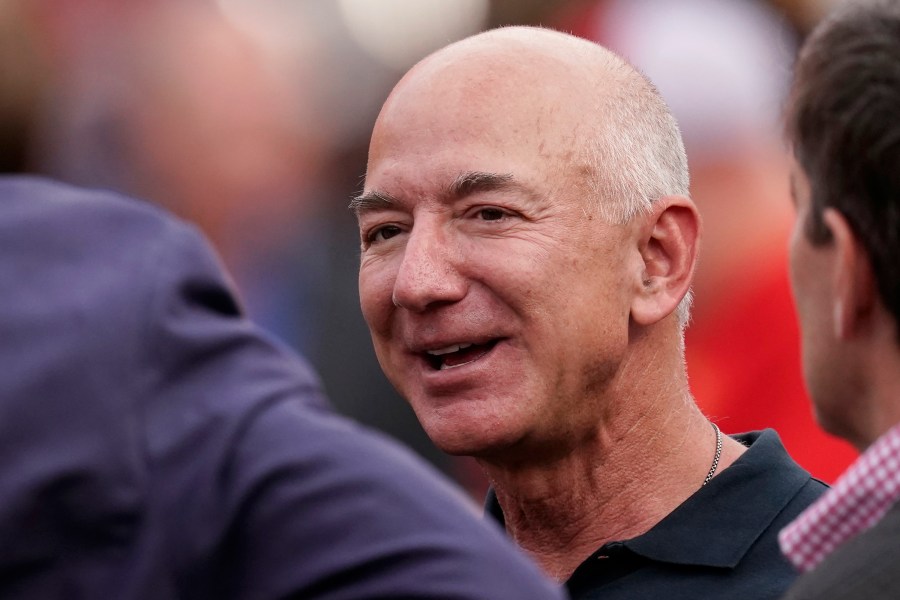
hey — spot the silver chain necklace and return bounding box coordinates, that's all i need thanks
[702,422,723,487]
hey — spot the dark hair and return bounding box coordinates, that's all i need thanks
[786,0,900,329]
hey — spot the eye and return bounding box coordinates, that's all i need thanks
[367,224,403,244]
[476,207,507,221]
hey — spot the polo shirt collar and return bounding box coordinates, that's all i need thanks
[624,429,811,568]
[486,429,811,569]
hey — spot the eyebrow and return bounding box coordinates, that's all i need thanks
[349,190,399,217]
[349,170,519,217]
[447,171,516,198]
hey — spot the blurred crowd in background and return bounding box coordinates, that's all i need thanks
[0,0,859,499]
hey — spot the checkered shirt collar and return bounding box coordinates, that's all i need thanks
[778,422,900,573]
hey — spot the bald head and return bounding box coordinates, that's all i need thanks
[370,26,689,223]
[399,26,625,96]
[357,27,700,447]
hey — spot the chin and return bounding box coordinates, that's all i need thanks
[420,416,522,458]
[406,386,535,457]
[426,426,502,457]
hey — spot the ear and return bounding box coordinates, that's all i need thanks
[631,196,701,326]
[824,208,875,338]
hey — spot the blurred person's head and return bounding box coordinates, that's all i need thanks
[786,0,900,450]
[27,1,324,269]
[118,3,324,264]
[354,26,699,459]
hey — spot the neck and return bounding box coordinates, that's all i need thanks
[478,371,745,581]
[846,322,900,450]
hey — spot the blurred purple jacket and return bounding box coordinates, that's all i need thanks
[0,177,564,600]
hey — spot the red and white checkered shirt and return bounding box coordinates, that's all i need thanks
[779,422,900,573]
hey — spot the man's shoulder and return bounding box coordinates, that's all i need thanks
[213,395,566,600]
[731,428,828,498]
[728,429,828,535]
[782,500,900,600]
[566,430,827,600]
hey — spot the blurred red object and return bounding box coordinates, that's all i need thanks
[555,0,857,483]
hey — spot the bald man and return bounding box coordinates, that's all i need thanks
[352,27,824,599]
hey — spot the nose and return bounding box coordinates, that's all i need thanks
[392,223,467,312]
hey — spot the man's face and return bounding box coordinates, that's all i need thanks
[355,68,638,459]
[788,160,853,437]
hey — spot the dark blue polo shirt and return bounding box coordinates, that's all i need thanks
[487,429,826,600]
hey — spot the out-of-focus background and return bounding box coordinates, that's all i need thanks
[1,0,857,499]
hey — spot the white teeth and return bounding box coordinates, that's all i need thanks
[440,359,475,370]
[426,342,472,356]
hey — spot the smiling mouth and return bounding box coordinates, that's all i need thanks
[424,340,499,370]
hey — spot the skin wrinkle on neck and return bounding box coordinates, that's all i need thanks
[478,319,735,579]
[489,408,708,581]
